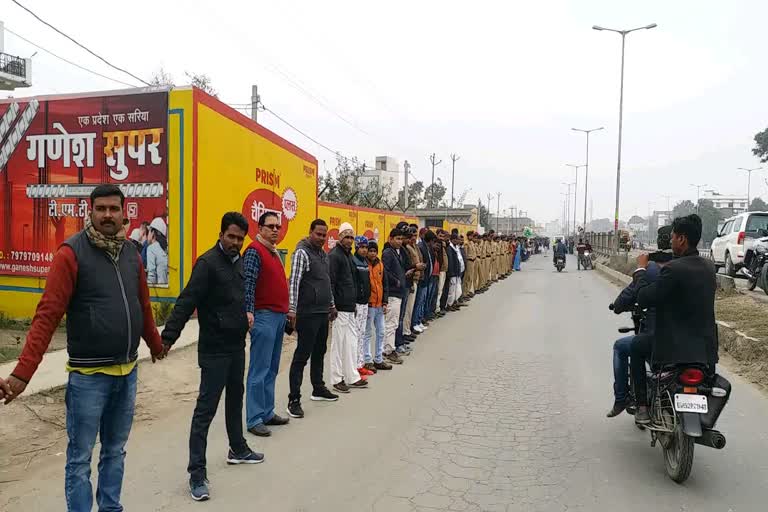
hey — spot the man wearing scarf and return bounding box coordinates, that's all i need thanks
[328,223,368,393]
[243,211,291,437]
[4,185,168,512]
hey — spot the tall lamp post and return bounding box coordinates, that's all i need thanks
[593,22,657,252]
[737,167,763,211]
[566,164,585,236]
[562,182,575,237]
[690,183,708,213]
[572,127,604,236]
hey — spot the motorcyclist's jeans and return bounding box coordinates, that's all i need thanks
[630,334,654,406]
[613,336,634,402]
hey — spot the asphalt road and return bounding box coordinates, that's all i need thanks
[3,254,768,511]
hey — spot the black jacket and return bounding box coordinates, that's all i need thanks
[612,261,661,334]
[382,246,407,299]
[328,244,359,312]
[352,252,371,305]
[417,239,433,284]
[162,243,249,354]
[447,243,462,278]
[636,251,718,366]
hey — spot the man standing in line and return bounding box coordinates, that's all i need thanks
[363,241,393,371]
[437,230,451,315]
[403,227,426,342]
[286,219,340,418]
[3,184,168,511]
[446,233,465,310]
[328,223,368,393]
[162,212,263,502]
[413,228,434,329]
[463,232,476,297]
[383,228,410,362]
[243,211,291,438]
[351,236,374,376]
[424,230,441,324]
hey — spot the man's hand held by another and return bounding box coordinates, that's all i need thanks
[329,307,338,322]
[287,311,297,330]
[247,312,255,329]
[3,375,27,404]
[636,253,650,270]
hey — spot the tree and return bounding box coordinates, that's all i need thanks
[184,71,218,97]
[423,178,447,208]
[672,200,696,220]
[697,199,722,246]
[753,127,768,163]
[398,181,425,210]
[749,197,768,212]
[478,202,491,230]
[317,155,393,208]
[150,67,175,86]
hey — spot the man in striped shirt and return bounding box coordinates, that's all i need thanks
[285,219,339,419]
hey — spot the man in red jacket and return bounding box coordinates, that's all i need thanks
[3,184,167,512]
[243,211,291,437]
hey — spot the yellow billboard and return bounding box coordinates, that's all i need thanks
[194,91,318,276]
[318,202,358,252]
[356,208,387,244]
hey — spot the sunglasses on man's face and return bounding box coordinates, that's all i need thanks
[263,223,281,230]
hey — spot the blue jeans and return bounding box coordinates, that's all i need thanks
[426,275,439,318]
[246,310,286,428]
[65,368,137,512]
[613,336,634,402]
[395,294,408,348]
[365,306,385,363]
[412,282,428,327]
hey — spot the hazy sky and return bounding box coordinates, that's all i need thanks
[3,0,767,225]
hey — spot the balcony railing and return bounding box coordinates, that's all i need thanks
[0,52,27,80]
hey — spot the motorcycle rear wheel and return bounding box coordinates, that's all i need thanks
[663,423,695,483]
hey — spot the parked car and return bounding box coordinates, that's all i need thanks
[710,211,768,276]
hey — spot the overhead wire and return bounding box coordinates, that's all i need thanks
[10,0,151,86]
[3,27,140,88]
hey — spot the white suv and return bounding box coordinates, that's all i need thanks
[710,211,768,276]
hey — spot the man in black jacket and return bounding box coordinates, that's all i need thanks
[631,214,718,424]
[383,228,412,362]
[162,212,263,502]
[328,223,367,393]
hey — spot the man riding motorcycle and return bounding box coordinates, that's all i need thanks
[553,239,567,268]
[607,226,674,418]
[630,214,718,424]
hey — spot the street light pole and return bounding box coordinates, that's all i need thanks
[572,127,604,236]
[737,167,763,211]
[690,183,707,213]
[593,23,657,252]
[450,153,460,208]
[566,164,585,236]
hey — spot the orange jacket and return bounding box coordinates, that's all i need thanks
[368,258,388,307]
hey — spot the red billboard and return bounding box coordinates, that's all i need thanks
[0,91,168,280]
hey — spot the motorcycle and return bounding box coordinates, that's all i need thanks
[555,256,565,272]
[741,233,768,294]
[612,304,732,483]
[579,251,593,270]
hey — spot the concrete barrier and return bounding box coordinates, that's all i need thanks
[595,262,632,286]
[716,274,736,292]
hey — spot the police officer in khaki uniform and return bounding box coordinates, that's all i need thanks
[463,231,477,297]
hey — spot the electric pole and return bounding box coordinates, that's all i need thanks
[450,153,460,208]
[403,160,411,210]
[430,153,442,208]
[251,85,259,122]
[496,192,501,233]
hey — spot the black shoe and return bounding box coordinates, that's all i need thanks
[265,414,290,426]
[247,424,271,437]
[227,447,264,465]
[286,400,304,418]
[606,401,626,418]
[333,381,350,393]
[189,479,210,501]
[311,387,340,401]
[350,379,368,389]
[404,334,417,342]
[634,406,651,425]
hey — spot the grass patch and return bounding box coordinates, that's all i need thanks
[716,294,768,340]
[0,312,32,330]
[0,345,22,363]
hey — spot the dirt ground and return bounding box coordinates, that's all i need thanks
[0,333,297,486]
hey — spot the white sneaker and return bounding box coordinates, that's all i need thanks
[413,325,424,334]
[419,324,428,331]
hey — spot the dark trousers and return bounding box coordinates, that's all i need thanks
[188,351,248,483]
[440,274,450,310]
[288,313,329,402]
[630,334,654,406]
[427,275,439,317]
[395,294,408,348]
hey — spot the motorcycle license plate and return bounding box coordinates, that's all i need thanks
[674,394,708,414]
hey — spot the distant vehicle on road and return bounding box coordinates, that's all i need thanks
[709,211,768,277]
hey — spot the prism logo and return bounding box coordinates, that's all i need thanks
[0,100,39,171]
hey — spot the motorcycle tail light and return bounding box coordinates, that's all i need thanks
[680,368,705,385]
[738,231,746,245]
[683,386,698,393]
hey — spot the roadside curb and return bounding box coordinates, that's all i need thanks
[595,261,631,286]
